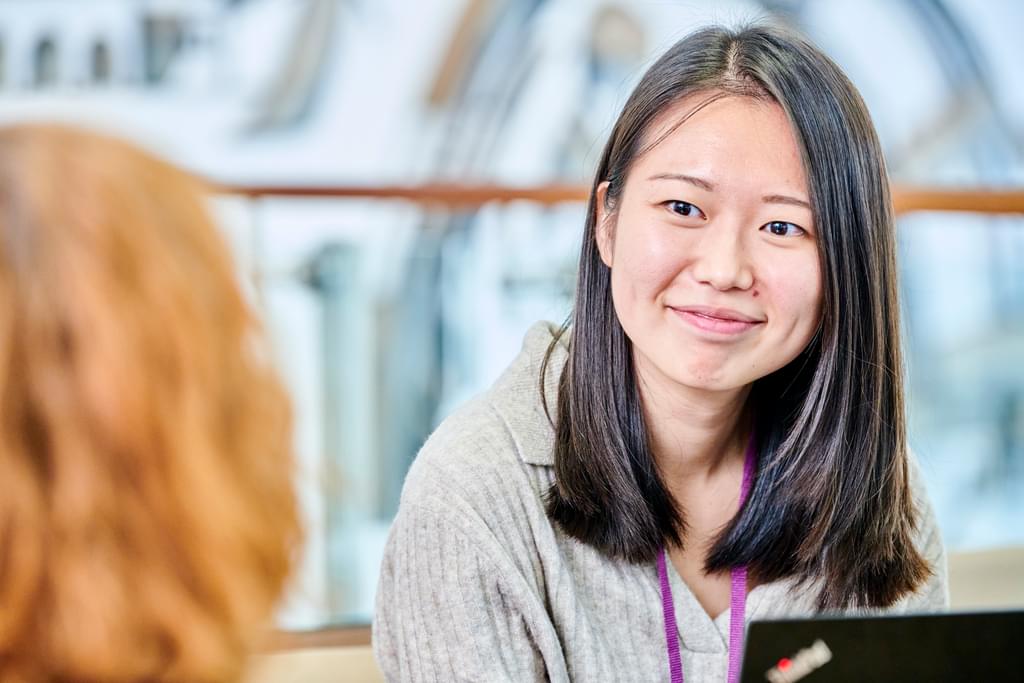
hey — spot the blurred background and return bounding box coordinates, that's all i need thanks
[0,0,1021,632]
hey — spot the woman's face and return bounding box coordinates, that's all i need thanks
[596,93,822,395]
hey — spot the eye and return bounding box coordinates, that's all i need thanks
[761,221,806,237]
[664,200,706,220]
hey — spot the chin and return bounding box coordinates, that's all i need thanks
[634,340,754,393]
[670,366,748,393]
[682,377,745,393]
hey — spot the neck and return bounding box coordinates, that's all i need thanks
[635,354,751,489]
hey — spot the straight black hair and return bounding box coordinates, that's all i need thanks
[542,24,930,610]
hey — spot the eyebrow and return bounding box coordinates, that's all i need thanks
[648,173,714,191]
[763,193,812,210]
[648,173,812,211]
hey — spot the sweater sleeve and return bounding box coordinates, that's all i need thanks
[372,504,553,683]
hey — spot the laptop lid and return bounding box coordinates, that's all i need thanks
[739,610,1024,682]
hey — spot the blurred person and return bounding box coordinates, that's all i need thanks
[375,24,948,683]
[0,125,301,683]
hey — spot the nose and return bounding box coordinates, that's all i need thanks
[689,223,754,291]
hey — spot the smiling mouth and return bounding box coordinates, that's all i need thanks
[669,306,765,335]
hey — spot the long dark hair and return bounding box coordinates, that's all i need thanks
[543,24,930,610]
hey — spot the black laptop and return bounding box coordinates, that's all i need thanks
[739,610,1024,682]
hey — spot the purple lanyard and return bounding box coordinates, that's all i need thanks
[657,435,757,683]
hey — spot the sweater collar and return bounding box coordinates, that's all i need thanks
[487,321,565,467]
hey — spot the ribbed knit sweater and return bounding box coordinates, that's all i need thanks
[373,321,949,682]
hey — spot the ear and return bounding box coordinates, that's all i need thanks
[594,181,615,268]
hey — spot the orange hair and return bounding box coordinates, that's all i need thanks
[0,125,301,682]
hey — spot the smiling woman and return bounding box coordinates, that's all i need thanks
[374,23,947,683]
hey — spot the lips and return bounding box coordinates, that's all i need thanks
[669,305,765,335]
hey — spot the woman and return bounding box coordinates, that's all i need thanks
[0,125,301,682]
[374,24,947,682]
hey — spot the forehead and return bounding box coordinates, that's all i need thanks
[632,92,808,193]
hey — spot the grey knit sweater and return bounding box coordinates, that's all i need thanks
[373,322,949,682]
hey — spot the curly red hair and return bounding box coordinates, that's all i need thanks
[0,125,301,682]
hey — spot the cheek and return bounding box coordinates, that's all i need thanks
[610,219,685,308]
[761,257,823,339]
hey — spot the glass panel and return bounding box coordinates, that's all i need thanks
[212,196,584,628]
[900,212,1024,549]
[220,195,1024,630]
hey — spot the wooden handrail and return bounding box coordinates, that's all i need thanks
[212,182,588,206]
[262,625,372,651]
[213,182,1024,215]
[892,188,1024,215]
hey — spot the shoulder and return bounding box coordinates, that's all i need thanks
[396,321,565,533]
[906,449,943,557]
[899,448,950,611]
[398,395,522,517]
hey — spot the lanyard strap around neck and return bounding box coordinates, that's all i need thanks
[658,433,757,683]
